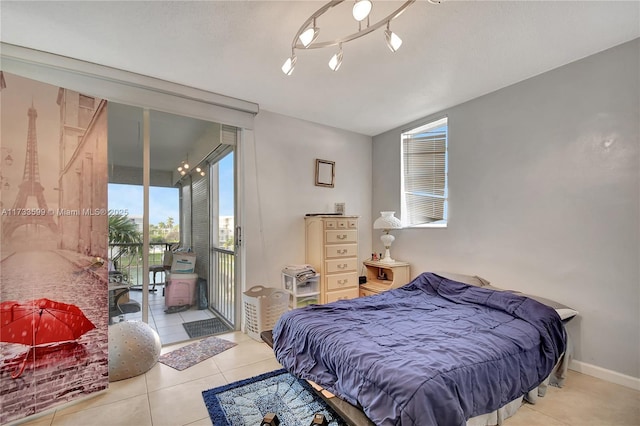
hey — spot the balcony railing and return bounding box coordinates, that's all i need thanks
[108,242,174,286]
[210,247,235,326]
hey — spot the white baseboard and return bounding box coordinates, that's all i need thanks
[569,360,640,391]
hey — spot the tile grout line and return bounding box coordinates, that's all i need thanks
[145,367,155,426]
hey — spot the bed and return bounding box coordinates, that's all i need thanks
[272,272,569,426]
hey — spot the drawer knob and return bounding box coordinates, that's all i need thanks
[338,279,347,285]
[338,264,347,269]
[338,249,347,254]
[337,234,347,240]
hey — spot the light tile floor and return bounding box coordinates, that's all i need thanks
[16,331,640,426]
[115,286,218,346]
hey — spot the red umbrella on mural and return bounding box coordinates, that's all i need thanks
[0,298,96,378]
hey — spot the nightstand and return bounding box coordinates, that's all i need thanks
[360,260,410,297]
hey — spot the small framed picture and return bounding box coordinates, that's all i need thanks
[315,159,335,188]
[335,203,345,215]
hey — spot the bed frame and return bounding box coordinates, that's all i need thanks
[261,330,374,426]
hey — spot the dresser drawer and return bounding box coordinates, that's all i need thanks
[325,230,357,244]
[324,219,337,230]
[323,218,357,230]
[325,258,358,274]
[325,244,357,259]
[326,287,359,303]
[326,272,358,291]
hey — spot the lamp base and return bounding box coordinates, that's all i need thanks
[379,248,394,263]
[379,234,396,263]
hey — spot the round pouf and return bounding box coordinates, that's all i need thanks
[108,321,161,382]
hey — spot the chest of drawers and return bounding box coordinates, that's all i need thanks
[305,215,359,304]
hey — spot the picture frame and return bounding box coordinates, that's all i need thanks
[315,159,335,188]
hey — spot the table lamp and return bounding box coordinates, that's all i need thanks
[373,211,402,263]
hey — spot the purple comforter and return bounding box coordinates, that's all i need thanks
[273,273,566,426]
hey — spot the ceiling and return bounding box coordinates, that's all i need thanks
[1,1,638,138]
[107,102,215,172]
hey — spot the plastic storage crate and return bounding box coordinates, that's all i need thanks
[242,285,289,341]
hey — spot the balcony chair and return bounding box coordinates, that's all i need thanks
[148,250,173,292]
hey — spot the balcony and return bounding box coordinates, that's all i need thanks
[108,242,175,289]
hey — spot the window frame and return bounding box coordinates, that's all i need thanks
[400,116,449,228]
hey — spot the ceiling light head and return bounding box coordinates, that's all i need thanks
[352,0,373,22]
[328,46,343,71]
[299,27,319,47]
[180,170,186,176]
[299,19,320,47]
[177,165,183,172]
[385,22,403,52]
[282,54,297,76]
[200,171,206,177]
[183,162,189,169]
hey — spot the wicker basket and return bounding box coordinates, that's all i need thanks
[242,285,289,341]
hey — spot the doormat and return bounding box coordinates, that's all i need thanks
[202,369,346,426]
[182,317,231,339]
[159,336,236,371]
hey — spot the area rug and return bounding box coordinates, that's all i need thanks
[202,369,346,426]
[182,317,231,339]
[159,336,236,371]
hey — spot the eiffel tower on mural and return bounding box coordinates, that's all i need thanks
[2,104,58,239]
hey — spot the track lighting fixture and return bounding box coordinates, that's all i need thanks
[281,0,435,74]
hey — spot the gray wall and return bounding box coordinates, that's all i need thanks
[372,39,639,378]
[243,110,373,291]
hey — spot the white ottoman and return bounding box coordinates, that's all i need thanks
[108,321,161,382]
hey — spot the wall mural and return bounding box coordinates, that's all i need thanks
[0,72,109,424]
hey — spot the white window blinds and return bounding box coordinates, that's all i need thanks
[401,117,448,226]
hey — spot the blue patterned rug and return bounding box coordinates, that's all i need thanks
[202,369,346,426]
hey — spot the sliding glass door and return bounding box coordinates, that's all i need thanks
[209,146,237,327]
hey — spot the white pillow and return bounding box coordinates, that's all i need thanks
[555,308,579,321]
[434,272,491,287]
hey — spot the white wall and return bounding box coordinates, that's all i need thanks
[372,39,639,379]
[243,110,372,291]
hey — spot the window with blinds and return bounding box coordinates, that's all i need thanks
[401,117,448,227]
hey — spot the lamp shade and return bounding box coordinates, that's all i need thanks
[373,211,402,230]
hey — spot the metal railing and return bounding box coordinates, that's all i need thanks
[108,242,174,286]
[210,247,235,326]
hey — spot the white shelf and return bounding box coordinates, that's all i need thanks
[282,272,321,309]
